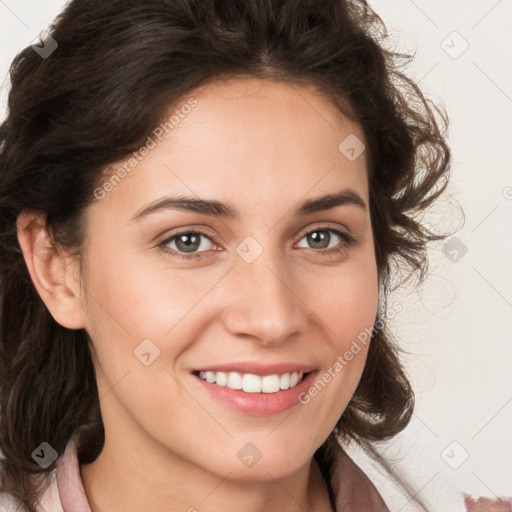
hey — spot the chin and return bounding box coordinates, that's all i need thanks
[223,445,313,481]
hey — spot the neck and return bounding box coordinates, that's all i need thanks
[80,433,334,512]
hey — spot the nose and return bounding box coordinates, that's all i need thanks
[221,244,308,347]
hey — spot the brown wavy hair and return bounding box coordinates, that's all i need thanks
[0,0,451,510]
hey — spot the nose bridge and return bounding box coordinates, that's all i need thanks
[222,237,306,344]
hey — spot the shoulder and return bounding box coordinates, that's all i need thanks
[329,445,512,512]
[464,494,512,512]
[331,446,391,511]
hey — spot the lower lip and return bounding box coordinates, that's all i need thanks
[192,371,318,416]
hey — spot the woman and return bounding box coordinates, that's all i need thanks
[0,0,509,511]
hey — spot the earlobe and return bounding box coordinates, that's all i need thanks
[16,209,86,330]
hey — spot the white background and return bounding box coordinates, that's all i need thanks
[1,1,511,510]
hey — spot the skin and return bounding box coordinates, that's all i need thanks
[17,77,379,512]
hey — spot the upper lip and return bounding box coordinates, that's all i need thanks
[193,362,315,376]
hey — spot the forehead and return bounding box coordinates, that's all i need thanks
[93,77,369,219]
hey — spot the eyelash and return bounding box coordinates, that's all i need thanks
[158,226,356,261]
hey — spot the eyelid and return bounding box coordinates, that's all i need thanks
[157,225,219,245]
[294,221,351,241]
[158,222,352,246]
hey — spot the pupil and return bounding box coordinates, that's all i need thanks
[309,231,328,249]
[177,233,200,253]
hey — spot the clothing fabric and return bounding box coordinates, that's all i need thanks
[0,434,511,511]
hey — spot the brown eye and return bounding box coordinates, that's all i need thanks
[296,227,353,254]
[160,230,216,259]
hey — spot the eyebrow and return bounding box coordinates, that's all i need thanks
[129,188,367,223]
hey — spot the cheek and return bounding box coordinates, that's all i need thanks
[331,283,377,388]
[303,257,378,411]
[81,246,232,400]
[311,256,379,350]
[83,245,212,341]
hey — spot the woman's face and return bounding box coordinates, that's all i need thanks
[79,77,378,480]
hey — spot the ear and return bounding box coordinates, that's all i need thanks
[16,209,87,330]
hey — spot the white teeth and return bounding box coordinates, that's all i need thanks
[216,371,227,386]
[227,372,243,389]
[243,373,261,393]
[261,374,280,393]
[197,370,306,392]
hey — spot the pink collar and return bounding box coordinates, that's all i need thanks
[55,435,92,512]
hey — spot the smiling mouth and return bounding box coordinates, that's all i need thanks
[193,370,308,393]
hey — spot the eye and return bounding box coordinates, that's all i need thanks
[296,226,354,256]
[159,230,217,260]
